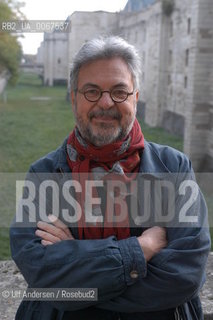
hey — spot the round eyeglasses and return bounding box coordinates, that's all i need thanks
[77,87,134,103]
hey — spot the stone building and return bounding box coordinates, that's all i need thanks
[39,31,68,86]
[37,0,213,171]
[121,0,213,171]
[181,0,213,171]
[36,41,44,65]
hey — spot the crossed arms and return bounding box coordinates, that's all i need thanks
[36,214,167,262]
[10,163,211,312]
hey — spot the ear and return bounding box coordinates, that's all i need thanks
[71,91,75,110]
[71,91,75,104]
[135,90,139,102]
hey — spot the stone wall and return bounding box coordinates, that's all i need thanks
[0,253,213,319]
[183,0,213,171]
[119,1,163,126]
[42,31,69,86]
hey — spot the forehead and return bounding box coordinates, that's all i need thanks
[77,57,133,88]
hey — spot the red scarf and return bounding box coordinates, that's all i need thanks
[66,119,144,240]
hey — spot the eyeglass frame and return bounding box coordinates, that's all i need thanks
[76,86,135,103]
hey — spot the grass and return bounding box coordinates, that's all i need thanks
[0,72,212,259]
[0,73,74,172]
[138,120,183,151]
[0,72,74,259]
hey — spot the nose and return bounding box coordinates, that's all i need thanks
[97,91,114,109]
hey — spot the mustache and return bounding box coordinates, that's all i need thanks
[89,108,122,120]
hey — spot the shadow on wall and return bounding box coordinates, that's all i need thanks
[136,103,184,138]
[162,111,185,137]
[136,100,146,120]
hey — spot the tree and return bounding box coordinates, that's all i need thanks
[0,0,24,85]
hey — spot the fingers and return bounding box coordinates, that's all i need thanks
[37,220,71,240]
[35,228,61,243]
[35,215,74,245]
[138,226,168,261]
[142,226,167,241]
[48,214,72,238]
[41,240,54,246]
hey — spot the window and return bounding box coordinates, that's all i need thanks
[185,49,189,66]
[57,58,61,64]
[184,76,188,88]
[169,50,173,65]
[143,26,146,42]
[187,18,191,34]
[170,21,173,37]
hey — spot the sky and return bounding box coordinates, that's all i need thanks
[19,0,128,54]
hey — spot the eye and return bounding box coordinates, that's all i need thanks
[112,89,128,100]
[84,88,100,98]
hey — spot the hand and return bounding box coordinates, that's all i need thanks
[137,226,167,262]
[35,214,74,246]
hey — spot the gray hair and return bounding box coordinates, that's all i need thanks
[70,36,141,92]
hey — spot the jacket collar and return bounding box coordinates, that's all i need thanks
[55,137,70,173]
[139,140,170,176]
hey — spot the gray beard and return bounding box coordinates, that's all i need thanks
[74,105,136,147]
[77,120,125,146]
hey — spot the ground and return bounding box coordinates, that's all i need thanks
[0,254,213,319]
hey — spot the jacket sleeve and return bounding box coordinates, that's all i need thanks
[10,224,147,311]
[10,165,147,311]
[97,226,210,312]
[96,154,211,312]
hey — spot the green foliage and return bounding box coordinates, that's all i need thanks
[0,0,15,20]
[0,0,25,21]
[161,0,174,16]
[0,33,22,84]
[7,0,26,20]
[0,0,23,85]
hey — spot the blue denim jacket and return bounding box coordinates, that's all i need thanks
[10,139,211,320]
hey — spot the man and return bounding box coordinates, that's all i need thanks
[10,36,210,320]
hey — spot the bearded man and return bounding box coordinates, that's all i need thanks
[10,36,210,320]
